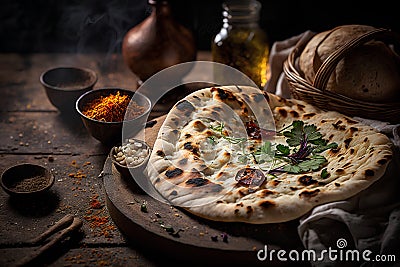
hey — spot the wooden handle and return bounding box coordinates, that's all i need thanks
[313,28,400,90]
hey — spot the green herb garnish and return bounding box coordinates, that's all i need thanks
[209,120,337,175]
[209,121,247,144]
[268,120,337,174]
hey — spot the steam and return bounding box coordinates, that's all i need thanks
[58,0,150,54]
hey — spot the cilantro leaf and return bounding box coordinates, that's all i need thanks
[283,120,304,147]
[297,155,327,172]
[304,124,322,141]
[321,168,330,179]
[283,164,301,173]
[313,142,338,153]
[276,144,290,156]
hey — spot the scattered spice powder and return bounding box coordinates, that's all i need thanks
[82,91,145,122]
[90,195,103,209]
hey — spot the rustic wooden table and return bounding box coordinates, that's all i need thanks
[0,52,214,267]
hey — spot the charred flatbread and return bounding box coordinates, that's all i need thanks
[146,86,393,224]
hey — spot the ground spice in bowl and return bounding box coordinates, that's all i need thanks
[8,174,50,192]
[81,91,145,122]
[1,163,55,196]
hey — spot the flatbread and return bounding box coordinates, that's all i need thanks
[146,86,393,224]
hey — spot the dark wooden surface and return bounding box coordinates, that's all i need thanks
[0,52,216,267]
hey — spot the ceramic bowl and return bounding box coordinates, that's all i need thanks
[1,163,55,197]
[76,88,151,146]
[110,138,151,179]
[40,66,97,113]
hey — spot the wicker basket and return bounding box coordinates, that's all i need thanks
[283,27,400,124]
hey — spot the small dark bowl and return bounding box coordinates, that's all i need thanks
[40,66,97,113]
[1,163,55,197]
[76,88,151,146]
[110,139,151,178]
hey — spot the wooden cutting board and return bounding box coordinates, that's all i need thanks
[103,115,307,266]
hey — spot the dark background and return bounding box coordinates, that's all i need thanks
[1,0,398,53]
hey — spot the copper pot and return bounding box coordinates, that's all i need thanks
[122,0,197,82]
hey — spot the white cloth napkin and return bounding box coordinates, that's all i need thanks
[264,32,400,266]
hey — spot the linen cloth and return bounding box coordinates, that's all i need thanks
[264,32,400,266]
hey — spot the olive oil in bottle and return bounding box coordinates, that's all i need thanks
[212,0,270,88]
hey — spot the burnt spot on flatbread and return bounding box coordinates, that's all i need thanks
[344,138,352,149]
[246,206,253,215]
[365,169,375,176]
[299,189,320,198]
[296,104,306,111]
[154,177,160,184]
[193,120,207,132]
[290,186,298,191]
[377,159,388,165]
[165,168,183,178]
[211,87,234,101]
[238,188,248,196]
[289,110,299,118]
[156,150,165,157]
[216,171,226,179]
[192,95,200,100]
[184,133,192,138]
[344,117,358,124]
[236,202,244,207]
[185,177,210,187]
[298,175,317,186]
[262,91,270,102]
[349,148,355,154]
[269,180,281,187]
[170,190,178,196]
[202,167,213,176]
[183,142,200,156]
[211,110,221,120]
[253,93,265,103]
[332,120,346,131]
[213,106,223,112]
[176,100,195,116]
[328,147,340,156]
[178,158,188,166]
[171,117,179,126]
[259,189,275,197]
[302,112,316,119]
[349,127,359,134]
[329,134,334,140]
[335,183,341,187]
[321,119,327,123]
[277,108,287,118]
[338,156,344,162]
[335,168,345,174]
[342,162,352,169]
[259,200,276,209]
[242,106,249,115]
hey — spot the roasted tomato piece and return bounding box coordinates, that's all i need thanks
[235,168,265,187]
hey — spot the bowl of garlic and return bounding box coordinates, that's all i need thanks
[110,138,151,181]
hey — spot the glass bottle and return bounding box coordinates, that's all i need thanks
[212,0,270,88]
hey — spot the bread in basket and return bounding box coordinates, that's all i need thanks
[283,24,400,123]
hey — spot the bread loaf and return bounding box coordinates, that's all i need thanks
[299,24,400,103]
